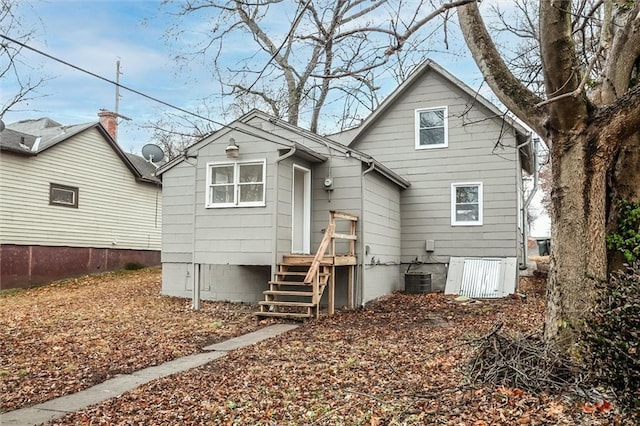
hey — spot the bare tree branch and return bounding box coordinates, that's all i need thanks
[162,0,476,131]
[0,0,50,117]
[457,1,547,136]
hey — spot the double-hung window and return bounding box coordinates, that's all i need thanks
[415,107,448,149]
[451,182,483,226]
[206,160,266,208]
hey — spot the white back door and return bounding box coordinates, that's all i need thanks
[291,165,311,254]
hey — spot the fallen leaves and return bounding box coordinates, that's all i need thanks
[2,273,632,425]
[583,400,614,415]
[0,268,259,412]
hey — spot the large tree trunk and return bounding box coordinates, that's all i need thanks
[610,138,640,203]
[456,1,640,349]
[546,131,608,347]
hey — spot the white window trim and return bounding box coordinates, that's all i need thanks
[451,182,483,226]
[205,159,266,208]
[415,106,448,150]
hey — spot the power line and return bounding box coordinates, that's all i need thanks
[0,33,224,127]
[0,33,320,149]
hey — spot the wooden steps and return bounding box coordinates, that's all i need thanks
[258,301,315,307]
[254,311,313,319]
[255,211,358,320]
[255,257,329,320]
[262,289,318,297]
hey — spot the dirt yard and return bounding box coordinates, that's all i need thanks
[1,269,630,424]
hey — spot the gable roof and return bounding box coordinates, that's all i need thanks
[343,59,534,173]
[155,109,410,189]
[155,112,328,176]
[245,110,411,189]
[1,118,161,185]
[6,117,63,134]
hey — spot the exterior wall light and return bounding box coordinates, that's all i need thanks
[226,138,239,159]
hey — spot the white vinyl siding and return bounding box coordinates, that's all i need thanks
[206,160,266,208]
[415,107,448,149]
[451,182,483,226]
[0,128,161,250]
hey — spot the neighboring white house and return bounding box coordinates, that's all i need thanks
[0,112,162,289]
[156,60,534,318]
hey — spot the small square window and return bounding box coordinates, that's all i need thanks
[451,182,482,226]
[415,107,448,149]
[50,183,79,208]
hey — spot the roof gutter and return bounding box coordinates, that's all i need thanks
[522,137,540,265]
[368,159,410,189]
[272,147,297,280]
[135,176,162,185]
[0,147,37,156]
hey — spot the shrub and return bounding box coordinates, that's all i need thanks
[606,199,640,263]
[123,262,144,271]
[583,261,640,413]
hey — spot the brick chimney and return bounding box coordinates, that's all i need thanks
[98,110,118,141]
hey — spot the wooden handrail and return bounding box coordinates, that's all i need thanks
[304,220,335,285]
[332,211,358,221]
[304,211,358,306]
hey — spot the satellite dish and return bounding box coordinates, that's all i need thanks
[142,144,164,164]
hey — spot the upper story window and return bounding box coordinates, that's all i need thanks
[50,183,79,208]
[415,107,448,149]
[206,160,266,208]
[451,182,483,226]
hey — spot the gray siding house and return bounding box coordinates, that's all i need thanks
[157,60,533,317]
[341,60,533,290]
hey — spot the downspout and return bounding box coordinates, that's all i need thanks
[182,151,200,310]
[359,161,376,307]
[522,137,540,266]
[272,147,297,280]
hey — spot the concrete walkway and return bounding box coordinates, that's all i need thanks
[1,324,298,426]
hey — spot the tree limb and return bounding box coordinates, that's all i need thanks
[457,1,547,136]
[538,0,590,131]
[592,83,640,145]
[595,1,640,104]
[535,43,604,108]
